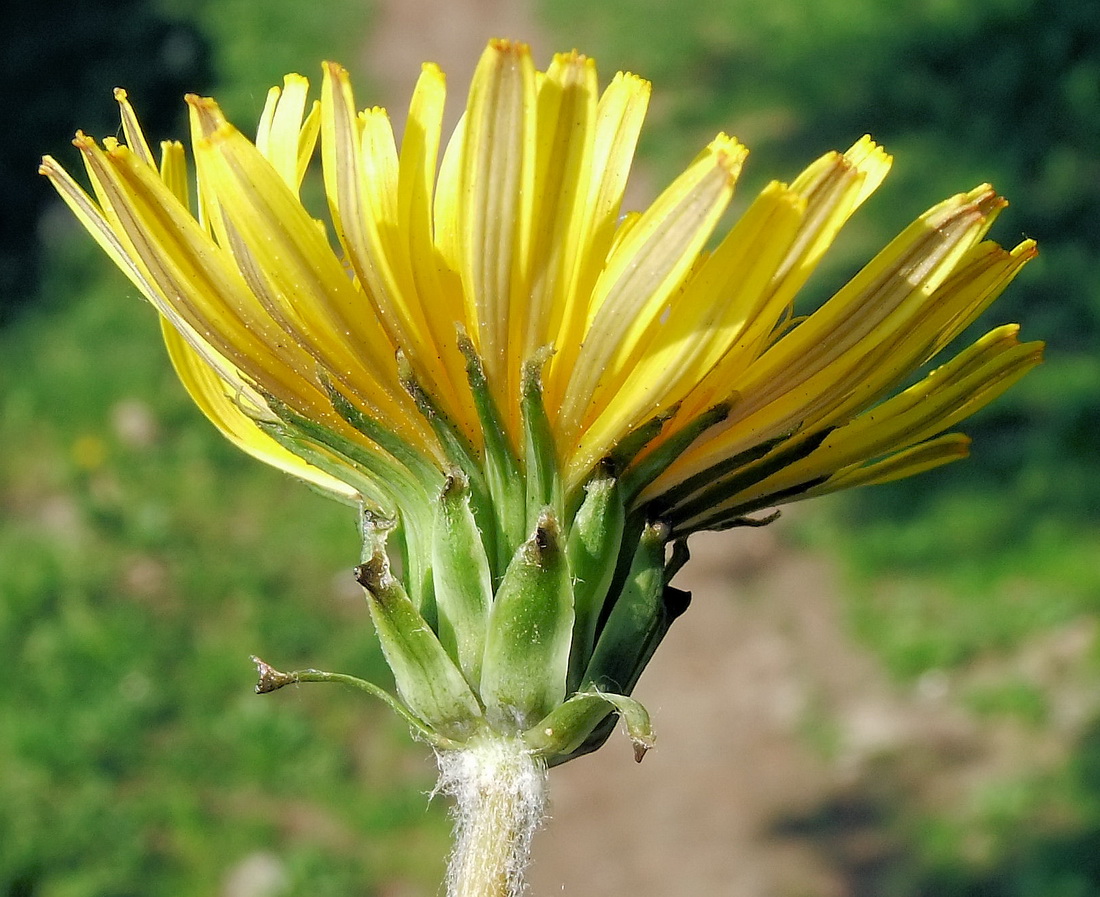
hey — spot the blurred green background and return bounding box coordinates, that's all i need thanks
[4,0,1099,894]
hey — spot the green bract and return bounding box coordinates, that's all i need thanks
[254,350,701,766]
[353,352,699,764]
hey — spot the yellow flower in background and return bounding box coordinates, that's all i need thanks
[42,38,1041,764]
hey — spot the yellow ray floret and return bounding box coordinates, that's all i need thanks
[161,319,359,502]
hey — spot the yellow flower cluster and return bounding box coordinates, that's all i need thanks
[41,40,1040,542]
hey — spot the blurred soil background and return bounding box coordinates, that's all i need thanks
[3,0,1100,896]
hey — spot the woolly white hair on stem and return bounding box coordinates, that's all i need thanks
[436,737,549,897]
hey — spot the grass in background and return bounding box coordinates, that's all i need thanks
[796,491,1100,678]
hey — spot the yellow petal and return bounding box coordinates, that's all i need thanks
[740,185,1006,417]
[777,136,892,301]
[676,140,892,422]
[813,331,1043,466]
[806,433,972,495]
[699,328,1043,513]
[113,88,156,168]
[68,134,318,410]
[520,51,598,366]
[578,181,805,474]
[254,74,314,191]
[161,318,359,501]
[319,65,474,437]
[41,151,167,301]
[561,134,746,474]
[456,39,537,418]
[158,140,190,209]
[190,107,431,446]
[394,64,482,440]
[736,236,1038,450]
[544,71,651,410]
[651,184,1010,494]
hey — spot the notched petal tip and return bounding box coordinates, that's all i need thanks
[186,93,229,137]
[71,131,96,151]
[706,133,749,184]
[920,184,1006,239]
[1013,238,1039,260]
[184,93,217,109]
[359,105,392,124]
[321,61,352,91]
[551,48,594,77]
[844,134,893,168]
[488,37,532,58]
[609,69,651,90]
[960,183,1006,217]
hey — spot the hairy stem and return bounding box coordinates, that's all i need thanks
[437,736,548,897]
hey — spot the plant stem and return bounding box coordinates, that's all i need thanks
[437,736,548,897]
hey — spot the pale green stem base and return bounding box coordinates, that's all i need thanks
[436,736,548,897]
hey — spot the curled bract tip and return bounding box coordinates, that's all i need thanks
[251,655,296,694]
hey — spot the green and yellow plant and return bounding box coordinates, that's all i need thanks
[42,38,1041,897]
